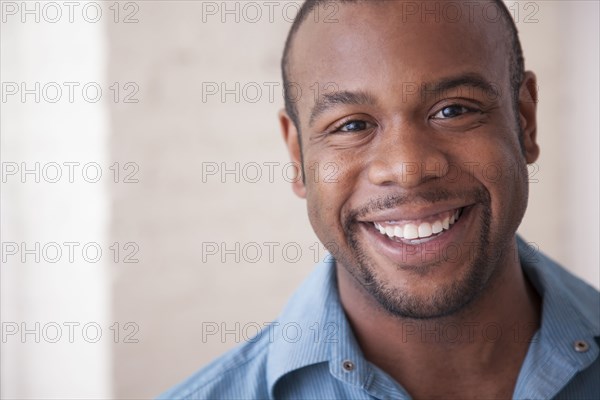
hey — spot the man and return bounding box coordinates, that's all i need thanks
[160,0,599,398]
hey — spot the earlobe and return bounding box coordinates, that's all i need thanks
[519,71,540,164]
[279,109,307,198]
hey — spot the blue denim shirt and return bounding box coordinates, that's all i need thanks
[159,238,599,399]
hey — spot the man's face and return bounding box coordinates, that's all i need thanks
[282,1,539,319]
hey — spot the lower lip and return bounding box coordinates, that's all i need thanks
[359,205,475,266]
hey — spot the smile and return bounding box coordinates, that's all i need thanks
[369,207,465,245]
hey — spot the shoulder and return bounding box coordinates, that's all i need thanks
[546,256,599,328]
[518,237,599,333]
[157,260,338,399]
[157,326,273,400]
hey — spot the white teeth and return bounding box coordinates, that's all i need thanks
[403,224,418,240]
[371,207,464,241]
[432,220,443,234]
[394,226,403,238]
[442,216,450,230]
[385,226,395,237]
[418,222,432,238]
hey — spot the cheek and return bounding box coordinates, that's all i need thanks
[304,180,345,255]
[303,152,362,242]
[467,135,529,233]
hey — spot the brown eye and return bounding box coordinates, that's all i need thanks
[433,105,473,119]
[337,120,370,132]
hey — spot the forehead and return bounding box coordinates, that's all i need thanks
[289,0,510,119]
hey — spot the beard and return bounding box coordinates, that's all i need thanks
[334,186,500,320]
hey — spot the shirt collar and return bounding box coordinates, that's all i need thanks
[265,258,337,392]
[517,237,599,336]
[514,236,599,398]
[266,258,381,397]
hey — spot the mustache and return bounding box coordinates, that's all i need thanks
[347,187,490,223]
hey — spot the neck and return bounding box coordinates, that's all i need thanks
[337,239,541,398]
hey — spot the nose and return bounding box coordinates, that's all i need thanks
[367,124,450,189]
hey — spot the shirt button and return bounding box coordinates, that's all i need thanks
[574,340,590,353]
[342,360,355,371]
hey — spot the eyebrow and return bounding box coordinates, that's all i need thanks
[309,90,377,127]
[307,73,499,127]
[422,73,500,99]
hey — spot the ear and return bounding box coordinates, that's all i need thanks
[518,71,540,164]
[279,109,306,198]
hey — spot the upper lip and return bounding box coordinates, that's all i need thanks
[357,203,473,223]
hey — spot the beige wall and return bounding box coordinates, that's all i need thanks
[2,1,598,398]
[516,0,599,288]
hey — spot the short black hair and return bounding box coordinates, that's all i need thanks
[281,0,524,131]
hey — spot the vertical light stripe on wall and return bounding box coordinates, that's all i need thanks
[0,2,111,397]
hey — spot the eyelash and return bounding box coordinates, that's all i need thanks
[330,118,373,133]
[431,104,479,119]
